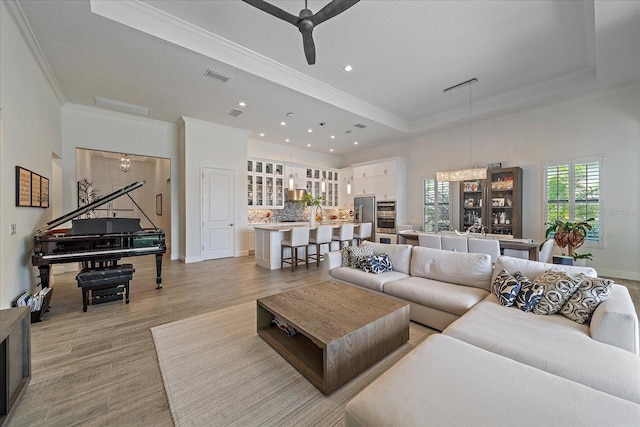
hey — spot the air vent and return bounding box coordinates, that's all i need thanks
[228,109,244,117]
[204,68,232,82]
[354,123,367,129]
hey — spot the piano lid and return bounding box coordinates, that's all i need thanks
[36,181,145,234]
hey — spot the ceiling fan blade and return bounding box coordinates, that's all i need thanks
[310,0,360,26]
[242,0,300,26]
[300,26,316,65]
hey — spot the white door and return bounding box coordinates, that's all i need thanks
[202,167,235,260]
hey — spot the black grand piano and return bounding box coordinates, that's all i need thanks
[32,181,166,289]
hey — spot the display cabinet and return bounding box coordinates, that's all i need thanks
[305,167,339,207]
[459,167,523,237]
[248,158,284,208]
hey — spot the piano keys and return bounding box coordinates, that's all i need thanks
[32,181,166,289]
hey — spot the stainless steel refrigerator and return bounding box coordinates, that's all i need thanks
[354,196,376,242]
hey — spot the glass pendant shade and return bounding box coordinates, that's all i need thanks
[288,174,294,191]
[436,167,487,182]
[120,154,131,172]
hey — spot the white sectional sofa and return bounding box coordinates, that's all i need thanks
[323,242,640,426]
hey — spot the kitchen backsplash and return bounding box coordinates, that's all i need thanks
[248,202,352,223]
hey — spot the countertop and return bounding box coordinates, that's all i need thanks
[253,221,358,231]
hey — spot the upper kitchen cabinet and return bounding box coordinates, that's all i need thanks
[248,158,284,209]
[305,167,339,207]
[352,158,407,201]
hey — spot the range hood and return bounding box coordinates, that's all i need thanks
[285,189,307,201]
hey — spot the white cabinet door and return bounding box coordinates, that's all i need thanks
[375,160,397,176]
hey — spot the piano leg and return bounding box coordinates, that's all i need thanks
[39,266,51,288]
[155,253,163,289]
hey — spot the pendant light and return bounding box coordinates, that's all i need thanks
[120,154,132,173]
[436,78,487,182]
[288,139,295,190]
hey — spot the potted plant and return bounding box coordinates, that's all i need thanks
[302,194,323,226]
[545,218,594,263]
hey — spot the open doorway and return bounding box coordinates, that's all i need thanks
[75,148,171,252]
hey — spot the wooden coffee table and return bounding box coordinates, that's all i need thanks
[257,281,410,394]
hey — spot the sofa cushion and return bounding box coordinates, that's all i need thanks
[410,246,493,291]
[514,271,545,312]
[492,255,597,284]
[383,277,489,317]
[532,269,583,315]
[345,334,640,427]
[330,266,409,292]
[362,242,412,274]
[492,269,521,307]
[443,294,640,404]
[561,276,614,324]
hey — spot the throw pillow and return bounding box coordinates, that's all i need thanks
[342,245,374,268]
[514,271,545,312]
[491,269,521,307]
[532,269,582,315]
[560,276,614,324]
[364,254,393,274]
[347,245,375,268]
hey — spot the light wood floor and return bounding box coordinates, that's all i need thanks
[9,255,640,426]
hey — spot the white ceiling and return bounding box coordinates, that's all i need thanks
[12,0,640,156]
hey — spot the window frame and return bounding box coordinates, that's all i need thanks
[543,155,604,249]
[424,178,451,232]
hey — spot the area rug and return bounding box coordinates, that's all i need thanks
[151,301,435,426]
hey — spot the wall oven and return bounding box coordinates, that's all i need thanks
[376,200,396,234]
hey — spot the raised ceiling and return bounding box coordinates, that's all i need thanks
[10,0,640,155]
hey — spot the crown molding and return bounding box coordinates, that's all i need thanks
[3,0,66,105]
[65,103,178,128]
[89,0,409,133]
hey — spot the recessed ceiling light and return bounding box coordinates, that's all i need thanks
[238,101,246,107]
[344,65,353,72]
[353,141,358,145]
[330,148,334,152]
[307,129,313,133]
[280,121,286,126]
[286,112,295,117]
[285,138,290,142]
[259,133,265,137]
[330,135,335,139]
[306,144,311,147]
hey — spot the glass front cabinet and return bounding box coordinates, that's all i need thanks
[248,158,284,208]
[459,167,522,237]
[305,168,339,207]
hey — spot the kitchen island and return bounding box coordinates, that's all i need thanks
[253,222,357,270]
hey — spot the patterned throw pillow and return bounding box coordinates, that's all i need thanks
[491,269,521,307]
[361,254,393,274]
[560,276,614,324]
[342,245,374,268]
[514,271,545,312]
[532,269,582,315]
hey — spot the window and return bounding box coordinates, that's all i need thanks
[545,156,601,243]
[424,179,450,232]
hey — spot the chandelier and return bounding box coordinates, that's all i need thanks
[120,154,132,173]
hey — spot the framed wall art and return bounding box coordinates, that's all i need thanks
[31,172,41,207]
[15,166,32,207]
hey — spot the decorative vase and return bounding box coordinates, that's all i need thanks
[309,207,316,227]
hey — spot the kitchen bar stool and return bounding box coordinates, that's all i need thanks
[353,222,372,245]
[308,225,333,267]
[281,226,310,272]
[331,223,355,250]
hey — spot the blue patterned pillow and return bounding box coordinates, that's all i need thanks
[492,269,521,307]
[361,254,393,274]
[514,271,545,312]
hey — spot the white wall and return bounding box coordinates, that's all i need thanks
[0,3,63,308]
[180,117,249,262]
[248,138,342,169]
[62,105,180,259]
[348,86,640,280]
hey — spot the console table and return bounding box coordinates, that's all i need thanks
[0,306,30,426]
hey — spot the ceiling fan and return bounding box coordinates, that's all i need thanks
[242,0,360,65]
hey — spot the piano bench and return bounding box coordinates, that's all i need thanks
[76,264,135,312]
